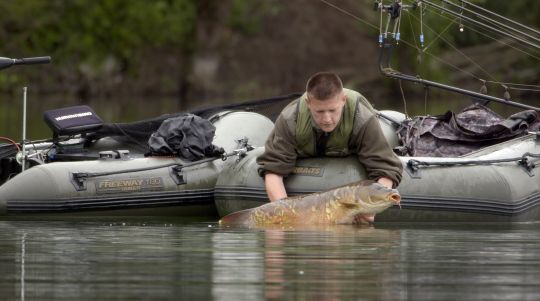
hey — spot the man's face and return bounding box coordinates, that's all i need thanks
[306,92,346,133]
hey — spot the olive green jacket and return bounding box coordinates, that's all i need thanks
[256,89,403,187]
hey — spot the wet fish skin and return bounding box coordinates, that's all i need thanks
[219,181,401,227]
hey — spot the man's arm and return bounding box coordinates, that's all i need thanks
[256,106,299,201]
[355,115,403,187]
[264,172,288,202]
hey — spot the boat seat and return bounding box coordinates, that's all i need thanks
[43,105,103,138]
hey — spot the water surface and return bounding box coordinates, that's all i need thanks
[1,220,539,300]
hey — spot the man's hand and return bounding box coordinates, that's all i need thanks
[377,177,394,189]
[264,173,288,202]
[353,177,394,224]
[353,213,375,225]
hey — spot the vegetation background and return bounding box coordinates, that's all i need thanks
[0,0,538,139]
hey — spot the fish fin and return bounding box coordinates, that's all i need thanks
[219,208,253,226]
[337,198,360,208]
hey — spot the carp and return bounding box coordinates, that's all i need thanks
[219,180,401,227]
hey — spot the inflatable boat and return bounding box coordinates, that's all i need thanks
[215,108,540,223]
[3,93,540,222]
[0,103,276,218]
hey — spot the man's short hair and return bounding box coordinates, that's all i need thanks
[306,72,343,101]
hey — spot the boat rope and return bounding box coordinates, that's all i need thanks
[70,146,251,190]
[407,152,540,172]
[71,144,254,185]
[76,157,216,179]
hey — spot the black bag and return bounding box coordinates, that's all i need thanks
[396,104,540,157]
[148,114,223,161]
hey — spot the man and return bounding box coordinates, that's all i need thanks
[256,72,402,223]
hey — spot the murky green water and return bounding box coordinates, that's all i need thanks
[1,220,539,301]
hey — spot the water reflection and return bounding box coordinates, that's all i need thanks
[20,232,26,301]
[211,230,264,300]
[212,225,403,300]
[1,221,540,300]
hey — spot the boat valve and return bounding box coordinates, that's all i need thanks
[518,157,535,177]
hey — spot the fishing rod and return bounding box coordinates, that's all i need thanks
[459,0,540,36]
[420,0,540,50]
[375,0,540,112]
[439,0,540,46]
[378,40,540,112]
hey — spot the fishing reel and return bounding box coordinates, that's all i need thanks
[373,0,403,19]
[374,0,422,47]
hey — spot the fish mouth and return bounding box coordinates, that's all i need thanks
[390,193,401,205]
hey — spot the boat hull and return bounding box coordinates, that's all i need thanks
[0,111,274,218]
[215,134,540,223]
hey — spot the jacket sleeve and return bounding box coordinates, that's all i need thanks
[256,114,298,177]
[353,115,403,187]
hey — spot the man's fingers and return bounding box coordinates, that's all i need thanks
[354,214,375,224]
